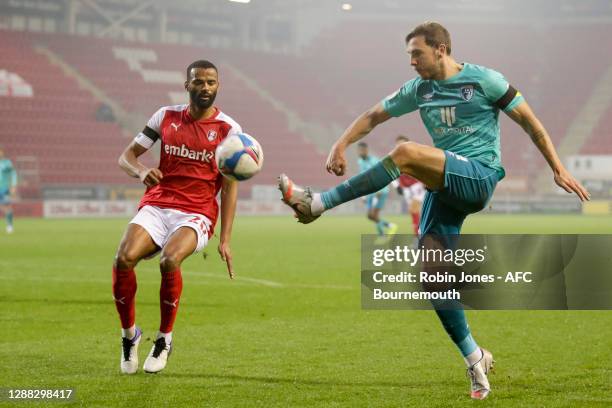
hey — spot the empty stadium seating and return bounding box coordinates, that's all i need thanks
[1,22,610,194]
[0,30,126,186]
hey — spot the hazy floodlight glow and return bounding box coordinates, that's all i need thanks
[228,0,251,3]
[341,3,352,11]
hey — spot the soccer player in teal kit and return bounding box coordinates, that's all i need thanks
[279,21,589,399]
[0,147,17,234]
[356,142,397,237]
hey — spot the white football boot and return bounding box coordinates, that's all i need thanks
[278,174,320,224]
[143,337,172,374]
[467,348,494,400]
[120,327,142,374]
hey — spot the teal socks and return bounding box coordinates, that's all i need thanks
[434,307,477,357]
[321,156,400,210]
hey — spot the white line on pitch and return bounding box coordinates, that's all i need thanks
[184,271,284,287]
[0,273,354,290]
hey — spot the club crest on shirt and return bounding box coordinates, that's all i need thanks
[207,129,217,141]
[460,85,474,101]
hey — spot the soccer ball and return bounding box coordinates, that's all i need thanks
[215,133,264,181]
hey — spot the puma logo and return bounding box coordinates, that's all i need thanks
[163,299,178,308]
[170,122,181,131]
[114,296,126,305]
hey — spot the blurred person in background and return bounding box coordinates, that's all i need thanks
[394,135,425,235]
[357,142,397,237]
[0,147,17,234]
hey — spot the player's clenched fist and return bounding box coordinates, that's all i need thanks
[326,143,348,176]
[139,168,163,187]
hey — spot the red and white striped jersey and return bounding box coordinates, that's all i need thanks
[134,104,242,234]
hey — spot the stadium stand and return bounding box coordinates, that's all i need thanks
[1,21,610,194]
[42,33,331,189]
[0,30,126,186]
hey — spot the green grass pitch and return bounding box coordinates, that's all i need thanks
[1,214,611,407]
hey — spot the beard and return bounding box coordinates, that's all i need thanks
[190,89,217,110]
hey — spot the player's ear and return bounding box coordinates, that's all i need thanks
[438,43,447,57]
[184,80,189,91]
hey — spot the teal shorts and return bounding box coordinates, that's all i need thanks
[365,190,388,210]
[420,151,499,235]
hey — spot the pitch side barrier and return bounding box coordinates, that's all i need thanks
[361,234,612,310]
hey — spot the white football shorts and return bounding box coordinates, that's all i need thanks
[129,205,212,254]
[402,183,426,205]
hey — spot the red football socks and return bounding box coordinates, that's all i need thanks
[112,267,137,329]
[411,213,420,235]
[159,268,183,333]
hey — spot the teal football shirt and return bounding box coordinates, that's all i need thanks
[358,155,389,193]
[382,63,524,179]
[0,159,17,192]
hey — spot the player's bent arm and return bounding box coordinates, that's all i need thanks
[118,141,163,186]
[506,101,590,201]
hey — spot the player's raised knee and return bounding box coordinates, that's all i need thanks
[390,142,421,167]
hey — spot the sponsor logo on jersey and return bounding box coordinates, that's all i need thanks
[433,126,475,136]
[164,143,214,163]
[460,85,474,101]
[170,122,181,131]
[207,129,217,141]
[422,92,434,100]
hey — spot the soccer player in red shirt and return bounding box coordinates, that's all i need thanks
[395,135,425,234]
[113,60,241,374]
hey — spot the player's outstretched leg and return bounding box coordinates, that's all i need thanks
[278,156,401,223]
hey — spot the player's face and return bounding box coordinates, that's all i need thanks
[185,68,219,110]
[406,36,443,80]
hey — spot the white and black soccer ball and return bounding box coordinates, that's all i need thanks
[215,133,264,181]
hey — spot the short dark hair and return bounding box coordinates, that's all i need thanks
[396,135,410,142]
[357,142,368,148]
[186,60,217,79]
[405,21,451,55]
